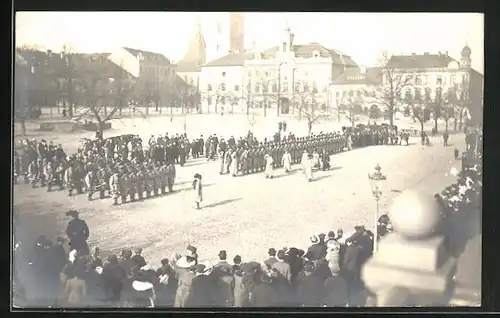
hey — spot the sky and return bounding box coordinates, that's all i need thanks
[15,12,484,73]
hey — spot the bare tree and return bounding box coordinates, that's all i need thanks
[340,93,364,127]
[254,71,277,117]
[373,51,414,127]
[79,56,135,138]
[58,44,78,117]
[14,53,30,136]
[201,84,237,114]
[111,61,137,117]
[404,89,426,137]
[452,83,469,131]
[292,89,329,135]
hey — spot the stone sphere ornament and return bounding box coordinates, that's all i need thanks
[388,190,442,239]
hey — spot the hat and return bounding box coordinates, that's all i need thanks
[66,210,79,217]
[176,256,196,269]
[327,231,336,240]
[121,249,132,258]
[310,235,319,244]
[318,233,326,240]
[268,248,277,256]
[194,261,213,276]
[185,245,197,258]
[218,250,227,259]
[132,280,154,291]
[194,173,202,180]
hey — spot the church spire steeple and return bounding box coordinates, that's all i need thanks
[181,14,206,66]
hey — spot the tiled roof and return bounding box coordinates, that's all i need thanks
[331,67,382,85]
[386,53,457,69]
[175,62,202,73]
[123,47,171,64]
[204,53,253,67]
[248,42,358,66]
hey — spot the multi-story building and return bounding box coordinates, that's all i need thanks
[107,47,177,111]
[207,12,245,62]
[329,66,382,120]
[385,46,483,126]
[199,24,358,115]
[14,52,30,112]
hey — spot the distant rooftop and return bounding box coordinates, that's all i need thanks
[387,53,457,69]
[123,47,171,64]
[331,67,382,85]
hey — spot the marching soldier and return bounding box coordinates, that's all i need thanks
[28,160,38,188]
[96,166,108,199]
[84,169,96,201]
[119,168,129,204]
[109,168,120,205]
[65,210,90,255]
[224,148,232,175]
[38,158,46,187]
[146,165,155,198]
[166,162,176,193]
[129,168,137,202]
[153,164,162,196]
[136,167,145,200]
[240,147,249,175]
[44,161,55,192]
[159,163,167,194]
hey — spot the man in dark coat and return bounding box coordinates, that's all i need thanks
[102,254,126,304]
[132,248,147,269]
[214,250,232,274]
[65,210,90,255]
[323,267,349,307]
[188,264,216,307]
[263,248,278,270]
[248,271,276,307]
[119,249,136,277]
[296,262,324,307]
[305,235,327,261]
[341,234,363,304]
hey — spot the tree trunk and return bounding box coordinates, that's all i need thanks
[420,120,424,137]
[459,107,464,131]
[434,116,438,133]
[454,116,458,131]
[308,121,312,135]
[263,100,267,117]
[146,101,149,116]
[388,106,394,127]
[20,120,27,136]
[445,119,448,132]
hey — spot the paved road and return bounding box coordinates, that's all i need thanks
[14,134,466,262]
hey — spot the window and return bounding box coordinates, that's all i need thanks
[424,87,432,101]
[414,88,421,101]
[282,83,288,92]
[207,97,212,105]
[221,83,226,91]
[272,83,278,93]
[422,75,428,85]
[282,42,287,52]
[222,72,226,77]
[221,96,226,105]
[336,91,340,97]
[443,76,447,84]
[450,75,455,84]
[208,84,212,91]
[312,83,318,93]
[415,75,421,85]
[436,76,442,85]
[348,90,353,97]
[263,83,268,93]
[247,83,251,91]
[356,90,362,98]
[256,70,260,76]
[234,85,240,91]
[255,84,260,93]
[304,84,309,92]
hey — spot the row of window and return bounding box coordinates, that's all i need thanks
[383,73,470,86]
[139,65,173,77]
[401,87,469,101]
[335,90,376,99]
[207,82,328,93]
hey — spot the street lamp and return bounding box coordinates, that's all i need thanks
[277,61,286,116]
[368,164,387,253]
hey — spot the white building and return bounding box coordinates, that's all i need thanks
[199,24,358,115]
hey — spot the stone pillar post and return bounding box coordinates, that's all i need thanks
[361,190,458,306]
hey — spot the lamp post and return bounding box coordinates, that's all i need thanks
[277,61,286,116]
[368,164,387,253]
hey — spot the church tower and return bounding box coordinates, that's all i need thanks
[460,43,472,69]
[279,16,295,59]
[181,13,206,66]
[229,12,244,54]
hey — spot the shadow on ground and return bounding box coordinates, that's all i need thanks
[203,198,243,209]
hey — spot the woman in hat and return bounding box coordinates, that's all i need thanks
[173,247,197,307]
[187,261,215,307]
[192,174,203,209]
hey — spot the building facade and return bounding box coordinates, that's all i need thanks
[385,46,483,127]
[199,25,358,116]
[108,47,177,110]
